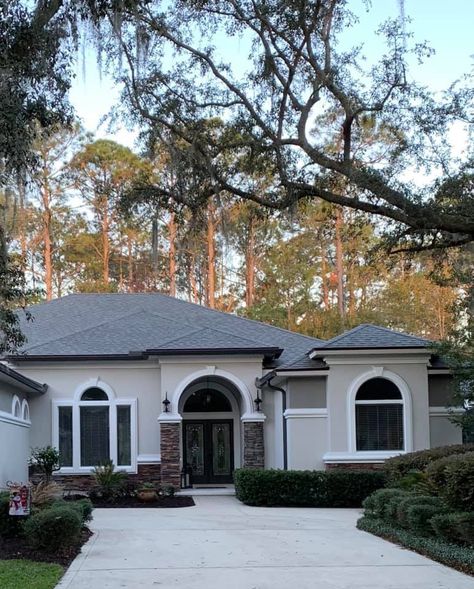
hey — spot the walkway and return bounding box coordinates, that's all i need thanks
[58,496,472,588]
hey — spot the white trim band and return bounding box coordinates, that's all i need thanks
[0,410,31,428]
[323,451,405,464]
[137,454,161,464]
[284,408,327,419]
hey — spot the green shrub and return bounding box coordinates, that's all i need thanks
[23,505,82,552]
[234,469,385,507]
[30,446,61,483]
[406,503,447,536]
[426,452,474,510]
[363,488,407,520]
[52,498,93,523]
[384,444,474,481]
[396,495,444,528]
[357,516,474,575]
[0,492,24,539]
[431,512,474,546]
[91,460,127,503]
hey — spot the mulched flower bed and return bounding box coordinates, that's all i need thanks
[84,495,195,508]
[0,528,93,568]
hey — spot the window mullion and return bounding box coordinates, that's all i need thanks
[110,402,118,466]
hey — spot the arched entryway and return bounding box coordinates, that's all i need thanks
[158,368,266,488]
[180,377,240,484]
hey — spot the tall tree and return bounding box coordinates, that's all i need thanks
[100,0,473,249]
[70,139,150,288]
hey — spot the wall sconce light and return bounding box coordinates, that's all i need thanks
[162,392,170,413]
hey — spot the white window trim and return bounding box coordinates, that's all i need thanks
[12,394,21,419]
[21,399,30,422]
[52,379,137,474]
[347,367,413,455]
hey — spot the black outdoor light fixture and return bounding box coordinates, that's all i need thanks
[254,389,262,412]
[162,392,170,413]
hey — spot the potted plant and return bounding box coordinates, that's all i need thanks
[137,483,157,502]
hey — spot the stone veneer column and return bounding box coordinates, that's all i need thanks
[160,421,181,488]
[243,421,265,469]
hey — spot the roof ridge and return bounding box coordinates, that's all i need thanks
[322,323,367,346]
[360,323,430,342]
[151,325,273,350]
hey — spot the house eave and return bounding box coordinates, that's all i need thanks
[0,363,48,394]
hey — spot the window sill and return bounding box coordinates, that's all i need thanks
[54,466,137,475]
[323,451,405,464]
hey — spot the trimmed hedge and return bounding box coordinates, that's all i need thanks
[234,469,386,507]
[431,512,474,545]
[23,505,82,552]
[426,452,474,511]
[357,516,474,576]
[52,498,94,523]
[406,503,447,536]
[396,495,445,529]
[362,488,407,520]
[384,444,474,481]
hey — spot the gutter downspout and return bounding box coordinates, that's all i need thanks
[256,372,288,470]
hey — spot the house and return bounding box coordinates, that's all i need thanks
[0,293,461,489]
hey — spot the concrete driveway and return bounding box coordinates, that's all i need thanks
[58,496,472,589]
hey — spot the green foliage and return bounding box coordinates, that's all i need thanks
[426,452,474,510]
[23,505,82,552]
[52,498,93,523]
[0,560,63,589]
[161,485,176,497]
[0,492,24,539]
[234,469,386,507]
[362,488,407,519]
[396,495,445,529]
[357,516,474,575]
[406,503,448,537]
[431,512,474,546]
[91,460,127,503]
[30,446,61,483]
[384,444,474,481]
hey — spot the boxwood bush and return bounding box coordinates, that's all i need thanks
[234,469,386,507]
[406,503,447,536]
[426,452,474,510]
[396,495,445,529]
[23,505,82,552]
[431,512,474,546]
[384,444,474,481]
[52,498,94,523]
[362,488,407,520]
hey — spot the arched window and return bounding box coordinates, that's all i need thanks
[12,395,21,418]
[183,389,232,412]
[355,378,404,451]
[54,380,136,472]
[21,399,30,422]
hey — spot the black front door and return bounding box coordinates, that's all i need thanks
[183,420,234,484]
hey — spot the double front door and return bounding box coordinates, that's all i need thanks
[183,420,234,484]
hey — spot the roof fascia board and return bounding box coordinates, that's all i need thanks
[0,363,48,394]
[309,347,430,359]
[275,370,328,377]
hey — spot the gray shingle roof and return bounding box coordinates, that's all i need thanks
[310,323,430,351]
[11,293,323,367]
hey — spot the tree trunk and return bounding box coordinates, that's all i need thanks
[189,254,199,303]
[245,215,256,307]
[40,168,53,301]
[168,212,177,297]
[127,232,133,290]
[335,206,345,319]
[206,202,216,308]
[320,250,329,308]
[102,202,110,284]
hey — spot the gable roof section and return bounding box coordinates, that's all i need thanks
[10,293,323,367]
[309,323,430,353]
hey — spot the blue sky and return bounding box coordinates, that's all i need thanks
[69,0,473,148]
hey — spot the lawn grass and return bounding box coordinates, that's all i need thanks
[0,560,63,589]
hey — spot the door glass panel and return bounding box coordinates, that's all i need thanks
[186,423,204,476]
[212,423,231,476]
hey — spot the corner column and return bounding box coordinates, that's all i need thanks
[158,413,182,488]
[242,414,266,469]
